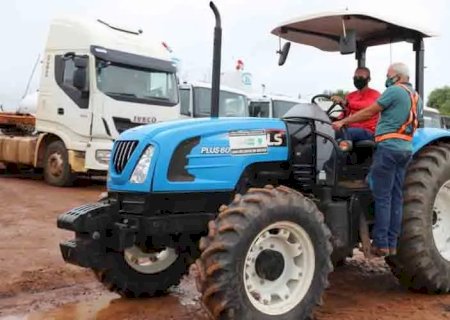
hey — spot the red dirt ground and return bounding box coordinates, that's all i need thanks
[1,175,449,319]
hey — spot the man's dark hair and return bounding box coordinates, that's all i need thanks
[356,66,371,78]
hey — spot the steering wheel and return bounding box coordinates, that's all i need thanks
[311,94,345,121]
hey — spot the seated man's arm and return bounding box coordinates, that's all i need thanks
[333,103,382,130]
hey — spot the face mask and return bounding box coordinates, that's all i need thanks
[385,75,399,88]
[353,77,369,90]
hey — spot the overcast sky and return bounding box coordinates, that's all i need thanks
[0,0,448,110]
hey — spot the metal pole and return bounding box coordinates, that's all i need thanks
[355,45,366,68]
[414,38,425,99]
[209,2,222,118]
[22,54,41,99]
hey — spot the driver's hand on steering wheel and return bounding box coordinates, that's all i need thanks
[332,119,346,131]
[330,95,346,106]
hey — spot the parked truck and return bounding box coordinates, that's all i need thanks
[248,94,304,118]
[423,106,443,128]
[0,16,180,186]
[179,81,248,118]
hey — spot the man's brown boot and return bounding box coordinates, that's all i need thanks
[370,245,389,257]
[389,248,397,256]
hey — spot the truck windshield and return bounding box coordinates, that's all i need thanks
[424,111,441,128]
[96,62,178,106]
[179,88,191,116]
[193,87,248,117]
[248,101,270,117]
[273,100,298,118]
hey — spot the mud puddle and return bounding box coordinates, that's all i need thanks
[0,278,209,320]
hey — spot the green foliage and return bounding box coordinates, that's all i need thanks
[428,86,450,115]
[323,89,349,99]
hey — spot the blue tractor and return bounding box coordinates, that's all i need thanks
[57,3,450,319]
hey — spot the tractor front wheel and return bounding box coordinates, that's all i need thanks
[94,242,198,298]
[193,185,333,320]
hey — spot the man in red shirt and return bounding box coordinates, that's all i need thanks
[332,67,381,141]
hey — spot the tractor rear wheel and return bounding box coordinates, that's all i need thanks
[193,185,333,320]
[388,143,450,293]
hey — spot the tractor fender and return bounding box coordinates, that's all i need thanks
[412,128,450,154]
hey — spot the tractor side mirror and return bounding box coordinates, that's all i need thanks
[339,30,356,55]
[278,42,291,66]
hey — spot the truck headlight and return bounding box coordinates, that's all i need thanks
[96,150,111,165]
[130,145,154,184]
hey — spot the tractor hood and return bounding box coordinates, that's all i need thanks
[117,117,285,142]
[108,117,289,193]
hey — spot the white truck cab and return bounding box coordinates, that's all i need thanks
[38,17,180,171]
[248,94,303,118]
[179,82,249,118]
[423,106,442,128]
[0,16,180,186]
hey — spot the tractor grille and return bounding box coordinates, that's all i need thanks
[113,140,138,173]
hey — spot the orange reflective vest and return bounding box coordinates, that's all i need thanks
[375,84,419,143]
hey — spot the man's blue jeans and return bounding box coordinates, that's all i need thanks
[336,127,374,142]
[369,146,412,249]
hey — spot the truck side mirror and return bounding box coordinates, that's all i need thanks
[73,68,87,91]
[278,42,291,66]
[339,30,356,55]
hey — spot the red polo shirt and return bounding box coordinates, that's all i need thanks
[345,87,381,133]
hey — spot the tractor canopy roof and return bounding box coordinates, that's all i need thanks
[272,10,436,52]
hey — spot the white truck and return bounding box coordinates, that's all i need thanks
[423,106,443,128]
[179,81,249,118]
[248,94,304,118]
[0,16,180,186]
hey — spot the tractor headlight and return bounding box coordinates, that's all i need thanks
[130,145,154,184]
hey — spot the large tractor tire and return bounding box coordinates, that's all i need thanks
[94,242,199,298]
[388,143,450,293]
[193,185,333,320]
[43,140,75,187]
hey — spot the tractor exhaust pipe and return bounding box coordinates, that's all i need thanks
[209,1,222,118]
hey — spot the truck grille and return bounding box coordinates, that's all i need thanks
[113,140,138,173]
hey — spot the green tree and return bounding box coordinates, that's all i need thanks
[428,86,450,115]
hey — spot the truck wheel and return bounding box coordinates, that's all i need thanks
[388,143,450,293]
[94,243,198,298]
[43,140,74,187]
[194,185,333,320]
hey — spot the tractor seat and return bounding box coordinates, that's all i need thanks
[354,140,376,149]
